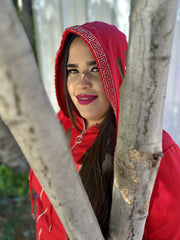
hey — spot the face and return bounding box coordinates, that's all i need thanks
[67,37,110,129]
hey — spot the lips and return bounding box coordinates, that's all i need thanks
[76,94,97,105]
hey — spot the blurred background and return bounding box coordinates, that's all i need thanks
[0,0,179,239]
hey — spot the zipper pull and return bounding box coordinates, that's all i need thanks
[71,129,86,150]
[71,119,86,150]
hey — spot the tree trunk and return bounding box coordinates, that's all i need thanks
[109,0,178,239]
[0,1,104,239]
[0,117,29,172]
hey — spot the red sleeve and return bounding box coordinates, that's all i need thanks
[143,130,180,239]
[57,111,72,131]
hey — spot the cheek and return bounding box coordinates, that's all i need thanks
[103,97,110,113]
[67,80,73,98]
[98,83,108,101]
[67,80,78,108]
[99,85,110,109]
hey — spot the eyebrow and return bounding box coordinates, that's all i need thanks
[86,61,97,66]
[67,61,97,68]
[67,63,78,68]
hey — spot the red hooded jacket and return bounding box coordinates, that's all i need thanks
[29,21,180,240]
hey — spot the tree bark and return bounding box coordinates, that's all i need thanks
[0,117,29,172]
[109,0,178,239]
[0,1,104,239]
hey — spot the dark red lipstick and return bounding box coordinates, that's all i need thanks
[76,94,97,105]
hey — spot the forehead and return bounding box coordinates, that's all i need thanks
[68,37,95,63]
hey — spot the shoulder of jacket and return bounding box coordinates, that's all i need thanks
[57,110,72,131]
[162,130,178,153]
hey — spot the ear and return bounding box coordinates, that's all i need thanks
[117,57,124,80]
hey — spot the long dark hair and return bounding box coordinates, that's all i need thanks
[63,33,116,238]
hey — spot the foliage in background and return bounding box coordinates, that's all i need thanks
[0,164,29,199]
[0,164,35,240]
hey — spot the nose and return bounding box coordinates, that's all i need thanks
[77,73,91,88]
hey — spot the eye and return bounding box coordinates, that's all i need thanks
[91,66,99,72]
[67,69,79,75]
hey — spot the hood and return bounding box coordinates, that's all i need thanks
[55,21,128,127]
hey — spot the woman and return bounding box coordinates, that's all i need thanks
[29,21,180,240]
